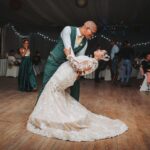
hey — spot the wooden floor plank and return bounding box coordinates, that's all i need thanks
[0,77,150,150]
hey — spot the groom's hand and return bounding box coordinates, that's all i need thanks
[64,48,71,56]
[76,71,82,79]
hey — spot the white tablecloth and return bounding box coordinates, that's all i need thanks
[84,67,141,80]
[0,59,7,76]
[84,68,111,81]
[6,66,19,77]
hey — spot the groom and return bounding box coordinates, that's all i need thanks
[40,21,97,101]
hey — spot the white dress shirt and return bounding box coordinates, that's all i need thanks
[60,26,88,57]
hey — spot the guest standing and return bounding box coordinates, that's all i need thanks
[119,41,134,86]
[18,39,37,91]
[110,39,120,83]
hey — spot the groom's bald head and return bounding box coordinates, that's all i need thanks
[84,21,97,33]
[80,21,97,39]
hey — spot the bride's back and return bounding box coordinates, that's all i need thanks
[47,62,77,90]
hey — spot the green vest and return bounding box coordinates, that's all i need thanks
[50,26,87,64]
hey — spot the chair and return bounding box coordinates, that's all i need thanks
[104,68,111,81]
[6,56,19,77]
[33,64,41,76]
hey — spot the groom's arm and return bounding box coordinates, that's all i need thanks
[61,26,75,57]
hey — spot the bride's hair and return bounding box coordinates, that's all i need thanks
[22,38,29,44]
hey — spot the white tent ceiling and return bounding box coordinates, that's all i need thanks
[0,0,150,29]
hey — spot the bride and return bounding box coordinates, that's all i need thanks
[27,49,128,141]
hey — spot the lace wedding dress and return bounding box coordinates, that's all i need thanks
[27,56,128,141]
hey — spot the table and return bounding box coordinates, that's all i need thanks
[84,68,111,81]
[0,59,7,76]
[84,67,142,80]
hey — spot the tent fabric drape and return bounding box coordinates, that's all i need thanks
[0,0,149,28]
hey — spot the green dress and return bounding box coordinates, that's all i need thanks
[18,50,37,91]
[40,27,87,101]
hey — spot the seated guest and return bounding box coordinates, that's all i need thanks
[32,51,42,75]
[32,51,41,65]
[6,49,19,77]
[140,53,150,86]
[7,50,17,68]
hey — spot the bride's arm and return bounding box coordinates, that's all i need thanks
[67,55,98,75]
[64,48,98,74]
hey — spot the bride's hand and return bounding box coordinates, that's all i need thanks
[78,61,92,72]
[76,71,82,79]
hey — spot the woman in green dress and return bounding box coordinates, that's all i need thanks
[18,39,37,92]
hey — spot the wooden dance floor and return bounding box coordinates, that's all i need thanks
[0,77,150,150]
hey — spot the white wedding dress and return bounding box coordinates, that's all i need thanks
[27,56,128,141]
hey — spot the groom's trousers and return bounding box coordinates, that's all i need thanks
[38,55,80,101]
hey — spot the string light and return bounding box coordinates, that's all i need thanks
[6,24,150,47]
[36,32,58,42]
[132,41,150,47]
[7,24,58,43]
[7,24,28,38]
[92,34,150,48]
